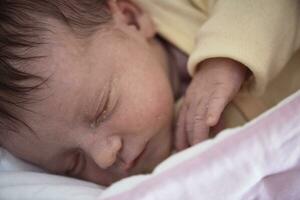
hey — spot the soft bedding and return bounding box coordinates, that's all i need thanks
[1,90,300,200]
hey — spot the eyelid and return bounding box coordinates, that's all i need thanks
[92,82,119,128]
[95,89,110,123]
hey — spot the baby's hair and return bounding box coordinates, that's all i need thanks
[0,0,111,134]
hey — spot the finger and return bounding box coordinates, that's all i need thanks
[175,103,189,151]
[185,100,199,146]
[191,100,210,145]
[206,89,231,127]
[186,98,208,146]
[209,114,225,138]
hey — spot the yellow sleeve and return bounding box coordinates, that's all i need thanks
[188,0,300,95]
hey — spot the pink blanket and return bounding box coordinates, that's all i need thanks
[1,90,299,200]
[102,90,300,200]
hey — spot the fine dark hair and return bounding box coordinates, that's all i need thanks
[0,0,111,134]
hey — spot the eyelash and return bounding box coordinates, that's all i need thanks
[96,90,110,124]
[93,87,119,128]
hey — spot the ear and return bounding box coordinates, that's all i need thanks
[90,135,122,169]
[107,0,156,39]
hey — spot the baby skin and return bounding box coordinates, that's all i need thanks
[0,0,247,186]
[175,58,247,150]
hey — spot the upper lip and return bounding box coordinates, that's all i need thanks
[122,142,149,171]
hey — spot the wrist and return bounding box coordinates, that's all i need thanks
[197,57,249,79]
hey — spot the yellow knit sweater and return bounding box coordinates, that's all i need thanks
[136,0,300,126]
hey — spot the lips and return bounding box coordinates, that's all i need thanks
[123,142,149,171]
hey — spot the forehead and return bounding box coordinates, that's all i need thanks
[23,18,168,130]
[39,20,120,91]
[25,25,116,126]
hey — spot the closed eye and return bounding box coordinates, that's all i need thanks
[92,80,120,128]
[94,87,110,124]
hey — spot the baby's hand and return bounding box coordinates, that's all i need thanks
[175,58,248,150]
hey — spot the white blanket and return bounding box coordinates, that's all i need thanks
[1,90,300,200]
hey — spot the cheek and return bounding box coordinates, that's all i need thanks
[141,73,174,125]
[118,72,174,135]
[145,88,174,127]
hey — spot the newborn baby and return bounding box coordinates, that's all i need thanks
[1,0,297,186]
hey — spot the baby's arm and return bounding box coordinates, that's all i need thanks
[175,0,300,149]
[188,0,300,94]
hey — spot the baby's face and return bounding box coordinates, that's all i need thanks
[3,19,174,186]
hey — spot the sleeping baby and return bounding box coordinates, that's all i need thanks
[0,0,299,186]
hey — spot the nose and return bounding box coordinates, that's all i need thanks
[90,135,122,169]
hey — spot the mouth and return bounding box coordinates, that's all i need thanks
[123,142,149,171]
